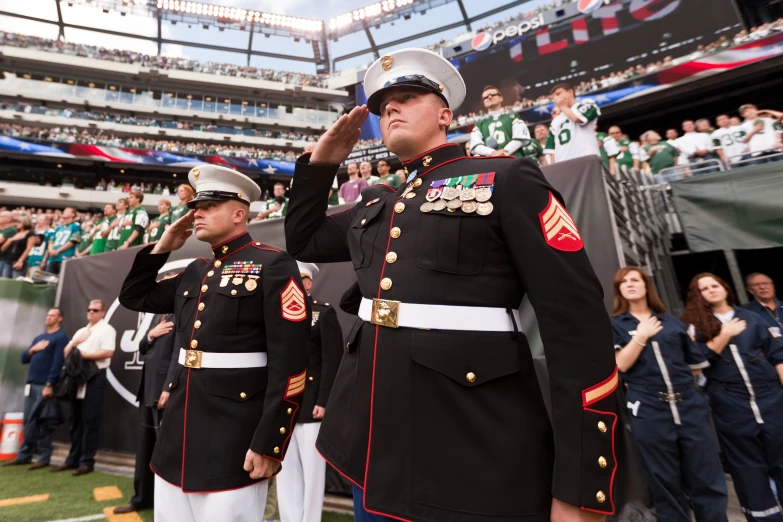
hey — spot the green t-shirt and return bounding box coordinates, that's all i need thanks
[119,207,150,247]
[0,226,18,262]
[263,198,289,220]
[169,204,190,224]
[519,140,545,166]
[50,223,82,262]
[90,216,115,254]
[471,110,531,158]
[148,213,171,242]
[106,213,124,252]
[371,175,402,189]
[644,142,679,174]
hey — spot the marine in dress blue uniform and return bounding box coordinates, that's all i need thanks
[693,307,783,521]
[611,313,727,521]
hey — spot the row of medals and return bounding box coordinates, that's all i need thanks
[417,184,494,215]
[220,274,259,291]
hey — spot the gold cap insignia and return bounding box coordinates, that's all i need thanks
[381,55,393,71]
[438,85,444,92]
[192,168,200,180]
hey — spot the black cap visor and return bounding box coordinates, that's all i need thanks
[367,75,448,115]
[187,190,249,209]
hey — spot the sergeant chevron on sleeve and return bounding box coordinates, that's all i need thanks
[285,48,620,522]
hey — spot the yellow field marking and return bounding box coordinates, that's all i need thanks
[103,506,143,522]
[93,486,123,502]
[0,493,50,507]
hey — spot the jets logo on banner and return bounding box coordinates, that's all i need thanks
[538,192,584,252]
[281,278,307,322]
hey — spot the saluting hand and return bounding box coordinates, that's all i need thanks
[243,449,280,480]
[720,318,747,338]
[310,105,370,166]
[152,211,195,254]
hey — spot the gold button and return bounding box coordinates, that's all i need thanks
[201,284,208,292]
[190,340,198,349]
[596,491,606,504]
[255,242,261,245]
[231,290,237,296]
[380,278,392,291]
[361,218,367,225]
[413,178,422,188]
[598,456,607,468]
[194,320,202,329]
[207,271,214,277]
[280,427,286,435]
[308,376,314,381]
[597,421,607,433]
[198,303,205,311]
[183,291,189,296]
[390,227,401,239]
[394,202,405,214]
[214,260,222,268]
[221,246,228,254]
[386,252,397,263]
[274,447,280,454]
[168,383,172,389]
[287,408,293,415]
[466,372,476,383]
[240,392,247,399]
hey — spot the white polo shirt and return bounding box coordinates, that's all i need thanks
[75,319,117,370]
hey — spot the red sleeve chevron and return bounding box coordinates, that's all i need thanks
[538,191,584,252]
[281,278,307,322]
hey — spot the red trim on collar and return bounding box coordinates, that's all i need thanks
[212,231,247,249]
[401,143,461,165]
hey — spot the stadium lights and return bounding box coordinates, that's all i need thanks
[145,0,322,32]
[329,0,415,31]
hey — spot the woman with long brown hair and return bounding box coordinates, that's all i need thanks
[168,183,195,225]
[611,267,727,521]
[681,272,783,522]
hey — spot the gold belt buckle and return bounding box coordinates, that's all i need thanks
[371,298,401,328]
[184,349,203,369]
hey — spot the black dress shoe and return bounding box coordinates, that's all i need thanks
[2,460,30,467]
[50,463,78,473]
[113,504,140,514]
[27,462,48,471]
[72,465,94,476]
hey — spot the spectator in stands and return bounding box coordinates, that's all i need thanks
[608,126,639,171]
[338,162,367,204]
[52,299,116,477]
[169,184,195,225]
[681,274,783,521]
[105,198,128,252]
[118,191,149,249]
[27,215,51,275]
[0,211,18,278]
[743,273,783,335]
[91,204,116,255]
[256,182,289,221]
[371,159,400,188]
[74,222,93,258]
[681,119,720,173]
[642,131,679,175]
[546,82,601,163]
[1,307,68,470]
[711,114,749,165]
[3,216,37,277]
[534,124,551,165]
[359,161,379,184]
[395,169,407,184]
[44,207,81,275]
[148,199,171,243]
[740,104,783,163]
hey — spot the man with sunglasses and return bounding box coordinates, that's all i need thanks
[470,85,532,159]
[51,299,116,476]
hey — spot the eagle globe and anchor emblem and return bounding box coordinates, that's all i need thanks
[105,258,195,407]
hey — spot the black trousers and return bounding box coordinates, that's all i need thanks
[130,403,160,509]
[65,370,107,468]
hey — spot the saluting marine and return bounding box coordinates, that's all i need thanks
[285,48,620,522]
[120,165,311,522]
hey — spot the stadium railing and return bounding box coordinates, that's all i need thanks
[655,159,726,183]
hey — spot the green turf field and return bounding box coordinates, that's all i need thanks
[0,462,353,522]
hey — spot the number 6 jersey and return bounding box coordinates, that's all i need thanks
[545,98,601,162]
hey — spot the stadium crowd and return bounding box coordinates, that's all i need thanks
[0,32,330,88]
[0,103,320,142]
[0,124,300,160]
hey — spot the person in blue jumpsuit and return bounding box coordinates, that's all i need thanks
[682,272,783,522]
[743,273,783,340]
[610,267,728,521]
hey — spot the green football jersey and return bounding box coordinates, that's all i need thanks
[616,139,636,168]
[120,207,150,246]
[106,213,123,252]
[519,140,544,166]
[148,213,171,242]
[169,204,190,224]
[470,110,531,157]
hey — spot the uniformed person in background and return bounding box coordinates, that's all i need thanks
[470,84,532,158]
[277,262,343,522]
[285,48,619,522]
[119,165,311,522]
[611,267,728,521]
[743,272,783,337]
[682,273,783,522]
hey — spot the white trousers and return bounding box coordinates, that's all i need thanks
[154,474,269,522]
[277,422,326,522]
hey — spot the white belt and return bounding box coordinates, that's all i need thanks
[358,297,520,332]
[178,348,268,369]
